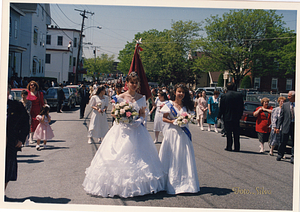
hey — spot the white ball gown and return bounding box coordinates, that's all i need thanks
[153,98,167,132]
[159,101,200,194]
[83,95,166,198]
[88,95,109,139]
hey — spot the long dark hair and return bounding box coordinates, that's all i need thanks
[173,83,194,111]
[158,91,168,101]
[96,85,106,95]
[39,105,50,116]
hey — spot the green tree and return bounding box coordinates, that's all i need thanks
[217,73,224,87]
[84,54,115,80]
[240,75,252,88]
[193,9,295,87]
[117,21,203,85]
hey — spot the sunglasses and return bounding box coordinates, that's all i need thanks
[30,84,36,87]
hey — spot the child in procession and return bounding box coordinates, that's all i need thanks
[33,104,54,150]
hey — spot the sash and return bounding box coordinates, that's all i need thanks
[112,95,118,103]
[165,101,192,141]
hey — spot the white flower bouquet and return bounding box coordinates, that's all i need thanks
[96,102,102,109]
[111,101,139,124]
[175,112,196,127]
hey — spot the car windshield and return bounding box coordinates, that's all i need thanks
[63,88,69,94]
[11,91,22,100]
[244,103,260,111]
[46,89,57,96]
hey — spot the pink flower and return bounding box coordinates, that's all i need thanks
[126,112,132,117]
[181,112,188,117]
[111,99,115,103]
[120,109,126,114]
[183,119,188,124]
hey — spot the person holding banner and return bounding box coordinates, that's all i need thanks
[159,83,200,195]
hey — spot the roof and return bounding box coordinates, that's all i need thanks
[47,26,81,33]
[11,3,37,13]
[210,71,222,83]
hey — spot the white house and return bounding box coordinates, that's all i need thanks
[15,3,51,79]
[9,3,27,81]
[45,26,83,83]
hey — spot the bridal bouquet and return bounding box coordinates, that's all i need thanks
[111,101,139,124]
[96,102,102,109]
[175,112,196,127]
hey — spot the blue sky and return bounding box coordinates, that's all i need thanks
[50,4,297,60]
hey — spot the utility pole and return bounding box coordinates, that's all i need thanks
[91,46,101,80]
[74,9,94,84]
[91,46,101,62]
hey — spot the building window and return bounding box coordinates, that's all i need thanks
[32,58,38,74]
[14,20,18,39]
[73,57,76,66]
[286,79,292,90]
[36,5,39,17]
[45,54,51,64]
[33,27,38,45]
[46,35,51,45]
[74,38,77,47]
[69,56,72,66]
[254,77,260,89]
[39,59,41,73]
[42,5,44,20]
[41,60,44,73]
[9,18,11,37]
[57,36,63,46]
[271,78,278,90]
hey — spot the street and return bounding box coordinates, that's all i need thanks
[4,103,293,211]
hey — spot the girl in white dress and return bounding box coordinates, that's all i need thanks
[152,91,168,143]
[87,86,109,144]
[83,72,166,198]
[159,84,200,195]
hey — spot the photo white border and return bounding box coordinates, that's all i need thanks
[1,0,299,212]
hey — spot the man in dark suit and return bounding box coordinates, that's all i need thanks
[218,82,244,152]
[6,88,30,190]
[275,90,295,163]
[79,84,89,119]
[57,83,65,113]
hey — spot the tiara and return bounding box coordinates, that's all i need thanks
[129,72,138,77]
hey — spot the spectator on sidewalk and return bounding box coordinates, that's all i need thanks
[6,87,30,190]
[79,84,90,119]
[57,83,65,113]
[269,96,286,156]
[253,97,273,153]
[275,90,295,163]
[218,82,244,152]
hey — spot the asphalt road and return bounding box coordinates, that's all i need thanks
[4,103,294,211]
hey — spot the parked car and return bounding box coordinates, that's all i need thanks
[44,87,76,110]
[240,101,261,133]
[66,85,80,104]
[10,88,25,101]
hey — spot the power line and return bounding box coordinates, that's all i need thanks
[56,4,80,26]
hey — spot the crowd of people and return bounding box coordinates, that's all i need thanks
[5,75,295,198]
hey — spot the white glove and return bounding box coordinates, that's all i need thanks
[131,117,144,128]
[173,119,178,126]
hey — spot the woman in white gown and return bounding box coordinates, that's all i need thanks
[152,91,168,143]
[159,84,200,195]
[83,72,166,198]
[87,86,109,144]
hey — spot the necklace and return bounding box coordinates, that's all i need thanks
[129,92,137,99]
